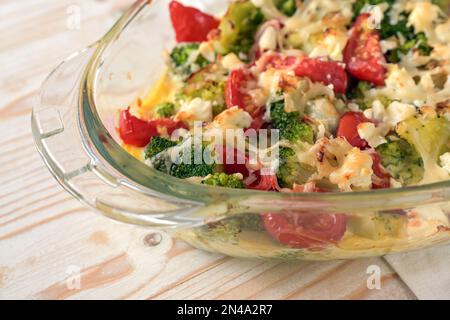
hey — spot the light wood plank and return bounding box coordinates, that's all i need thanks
[0,0,416,300]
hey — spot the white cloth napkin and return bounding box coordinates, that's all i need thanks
[385,245,450,300]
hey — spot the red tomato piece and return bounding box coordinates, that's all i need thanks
[246,107,267,132]
[336,111,370,149]
[246,173,280,191]
[218,146,250,177]
[261,184,347,249]
[370,152,391,189]
[118,109,157,147]
[225,68,261,116]
[262,213,347,249]
[118,109,187,147]
[151,118,188,136]
[343,13,387,87]
[258,53,348,94]
[225,69,248,109]
[294,58,348,94]
[169,1,220,43]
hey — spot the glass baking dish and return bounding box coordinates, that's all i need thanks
[31,0,450,260]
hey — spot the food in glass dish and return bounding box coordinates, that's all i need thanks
[116,0,450,258]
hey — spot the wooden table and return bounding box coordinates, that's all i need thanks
[0,0,416,300]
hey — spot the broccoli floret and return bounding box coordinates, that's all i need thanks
[202,173,245,189]
[376,137,424,185]
[387,32,433,63]
[169,142,215,179]
[274,0,297,16]
[379,12,433,62]
[352,1,434,62]
[149,139,215,179]
[396,116,450,184]
[145,136,177,160]
[154,102,176,118]
[270,100,314,144]
[216,0,265,57]
[170,162,215,179]
[348,81,373,109]
[180,65,226,116]
[170,43,209,76]
[195,214,264,244]
[348,213,407,240]
[347,81,391,110]
[277,147,315,188]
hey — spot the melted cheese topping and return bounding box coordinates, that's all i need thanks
[283,0,353,59]
[211,106,253,130]
[357,122,387,148]
[329,148,374,191]
[175,98,213,125]
[407,1,441,42]
[440,152,450,174]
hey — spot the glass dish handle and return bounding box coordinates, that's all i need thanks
[31,45,206,229]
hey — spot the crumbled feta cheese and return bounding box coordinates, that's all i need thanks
[203,107,252,146]
[436,20,450,43]
[258,69,290,97]
[306,98,340,132]
[380,65,420,102]
[212,106,253,130]
[385,101,416,127]
[329,148,374,191]
[175,98,212,125]
[221,53,245,71]
[259,26,278,51]
[407,2,440,40]
[357,122,387,148]
[251,0,265,7]
[440,152,450,174]
[380,38,398,53]
[309,29,348,61]
[363,3,388,30]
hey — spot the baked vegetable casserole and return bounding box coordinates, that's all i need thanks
[115,0,450,258]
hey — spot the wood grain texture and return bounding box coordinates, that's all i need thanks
[0,0,416,300]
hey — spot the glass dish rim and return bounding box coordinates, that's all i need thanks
[79,0,450,205]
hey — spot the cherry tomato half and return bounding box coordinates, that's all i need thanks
[246,173,280,191]
[169,1,220,43]
[258,53,348,94]
[262,212,347,249]
[225,68,262,116]
[343,14,387,87]
[262,183,347,249]
[293,58,348,94]
[225,69,248,110]
[216,146,250,178]
[118,109,187,147]
[118,109,158,147]
[336,111,370,149]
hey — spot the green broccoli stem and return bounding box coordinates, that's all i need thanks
[270,100,314,144]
